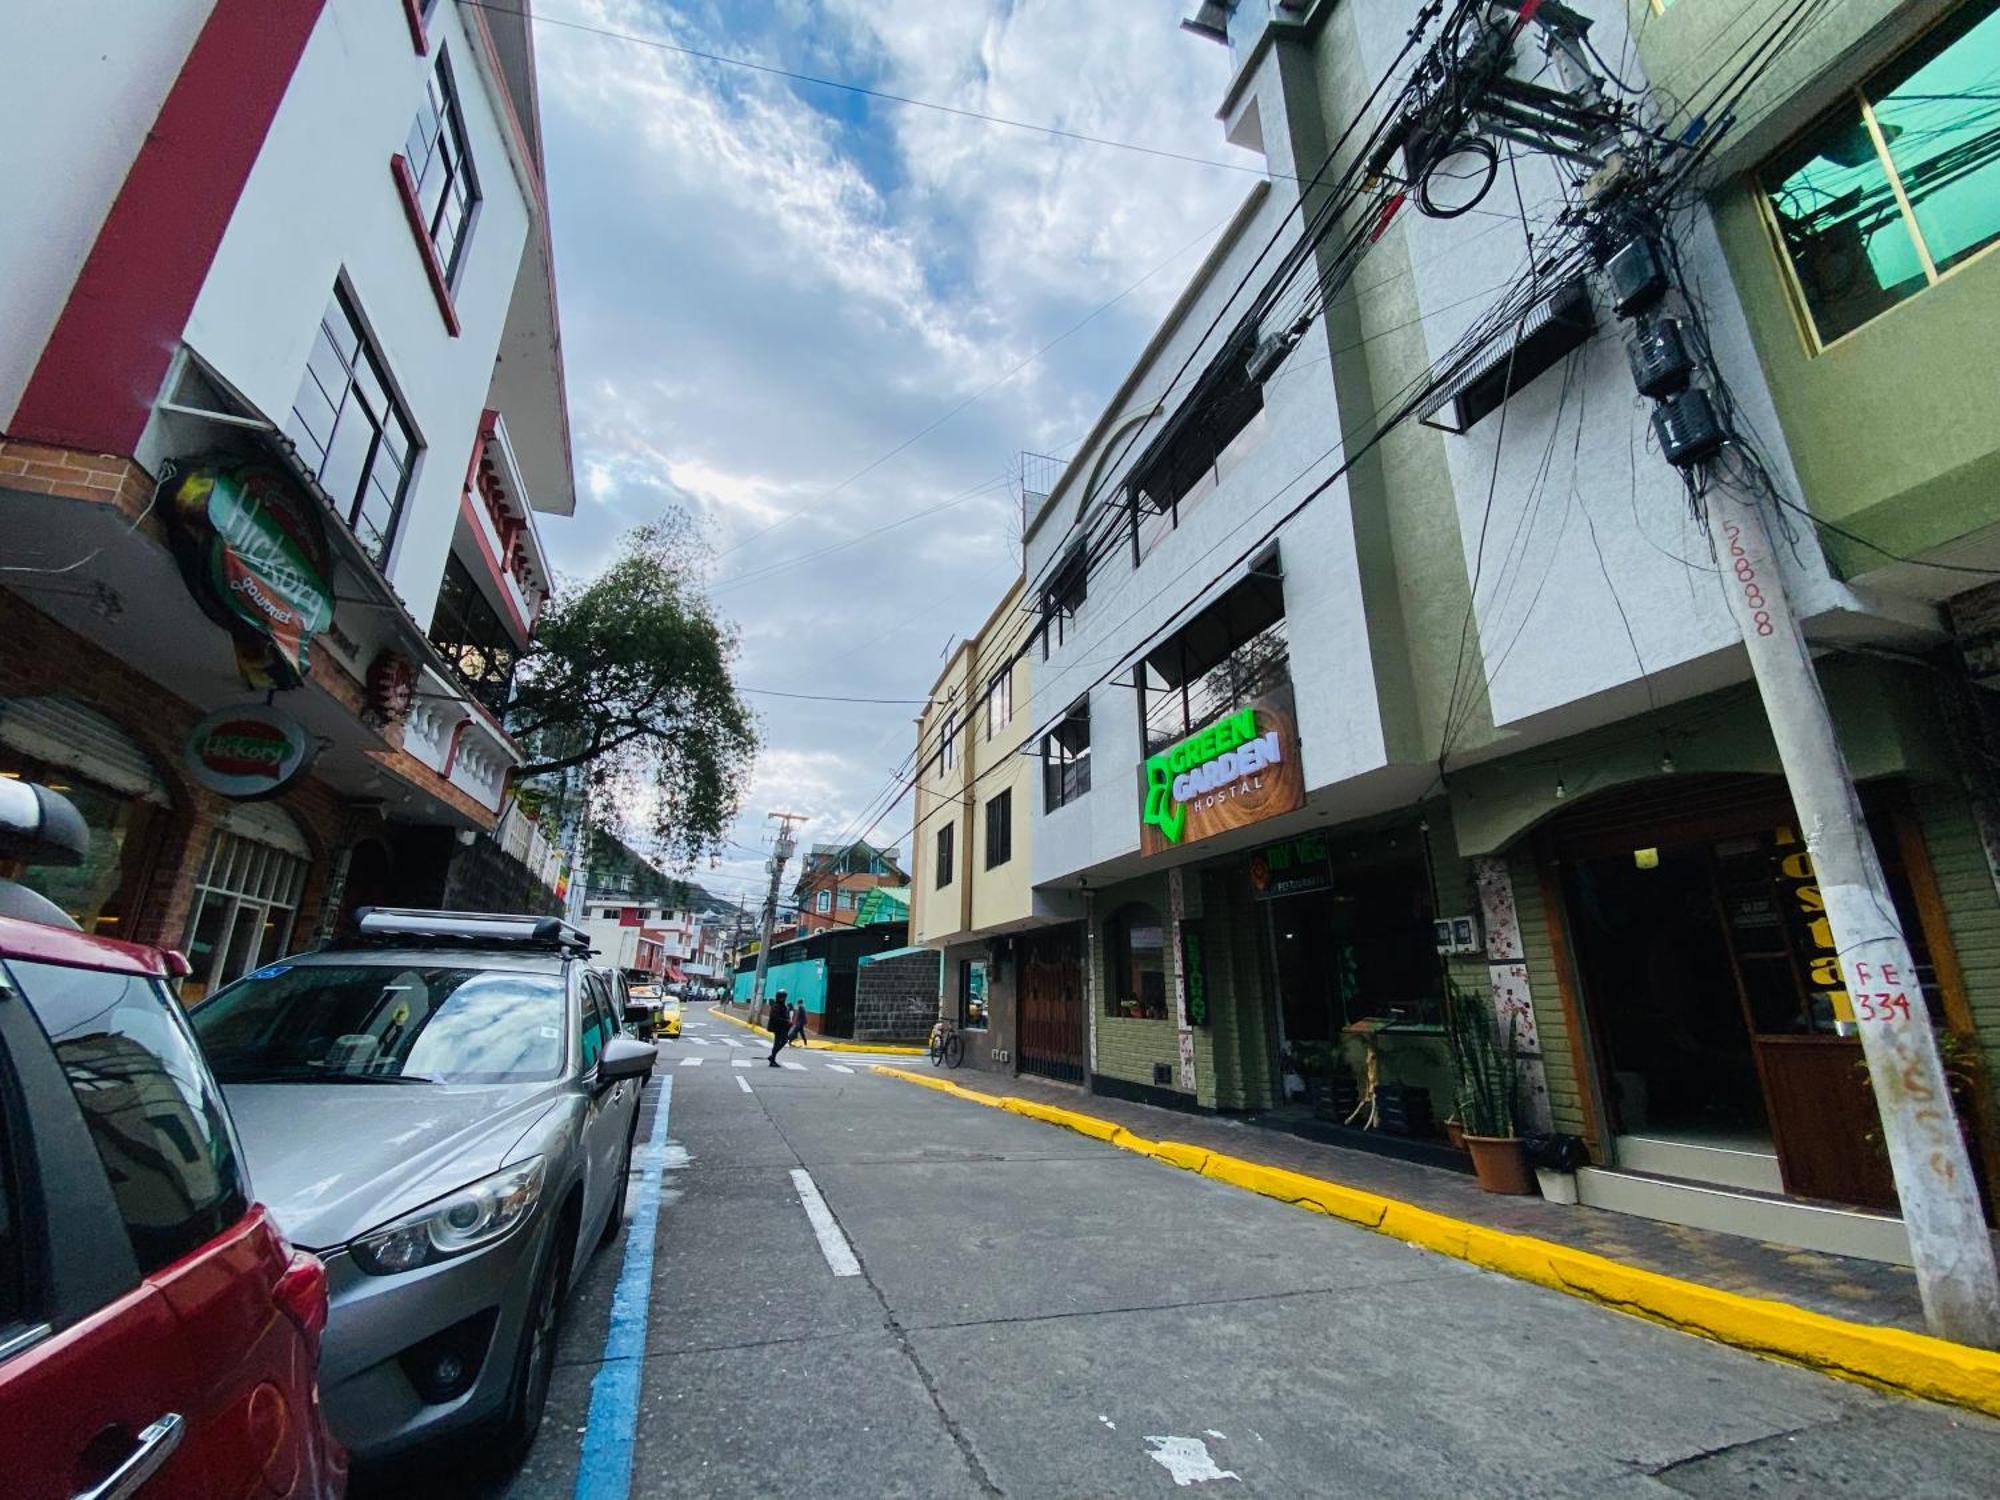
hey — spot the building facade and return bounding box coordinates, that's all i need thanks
[792,839,907,933]
[0,0,575,991]
[915,0,2000,1261]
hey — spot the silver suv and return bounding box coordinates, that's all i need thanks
[188,908,655,1464]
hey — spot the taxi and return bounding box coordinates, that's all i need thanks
[659,999,683,1038]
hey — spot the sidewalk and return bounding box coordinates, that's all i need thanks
[879,1062,1929,1334]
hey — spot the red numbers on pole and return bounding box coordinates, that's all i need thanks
[1722,521,1776,636]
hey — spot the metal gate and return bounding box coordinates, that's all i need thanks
[1017,926,1085,1083]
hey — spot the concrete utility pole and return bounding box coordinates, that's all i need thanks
[1704,486,2000,1346]
[748,812,803,1018]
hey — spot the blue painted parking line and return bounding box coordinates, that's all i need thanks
[573,1076,673,1500]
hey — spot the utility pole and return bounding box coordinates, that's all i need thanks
[748,811,803,1020]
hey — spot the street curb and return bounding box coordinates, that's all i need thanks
[873,1066,2000,1419]
[711,1006,928,1056]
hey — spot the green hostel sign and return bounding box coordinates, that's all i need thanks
[1138,693,1304,856]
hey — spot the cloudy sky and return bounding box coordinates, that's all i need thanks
[529,0,1259,909]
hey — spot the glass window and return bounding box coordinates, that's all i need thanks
[984,789,1012,869]
[1041,542,1088,658]
[11,960,249,1274]
[985,666,1011,740]
[1760,0,2000,345]
[180,830,307,1004]
[1107,903,1168,1019]
[938,698,957,776]
[1043,696,1092,811]
[430,552,520,714]
[284,286,421,569]
[1130,337,1264,562]
[815,889,832,914]
[193,962,568,1084]
[935,823,955,889]
[0,761,162,937]
[961,958,989,1030]
[838,889,856,910]
[403,50,481,284]
[1139,569,1288,755]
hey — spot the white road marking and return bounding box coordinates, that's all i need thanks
[825,1063,854,1074]
[731,1057,754,1068]
[779,1060,805,1070]
[735,1075,752,1095]
[1143,1437,1238,1488]
[789,1168,860,1277]
[678,1056,703,1067]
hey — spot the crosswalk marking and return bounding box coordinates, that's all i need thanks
[779,1060,805,1070]
[731,1057,753,1068]
[679,1056,703,1067]
[825,1063,853,1073]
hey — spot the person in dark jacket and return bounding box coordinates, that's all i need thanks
[768,991,791,1066]
[788,999,810,1048]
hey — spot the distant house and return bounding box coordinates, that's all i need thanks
[792,840,906,934]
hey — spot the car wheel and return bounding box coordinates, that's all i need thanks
[599,1129,635,1250]
[499,1224,572,1464]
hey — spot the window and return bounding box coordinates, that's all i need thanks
[985,665,1012,740]
[1106,903,1168,1019]
[1041,541,1088,658]
[1043,696,1092,810]
[1129,335,1265,562]
[984,789,1013,869]
[1760,0,2000,346]
[815,889,832,914]
[181,827,309,1003]
[402,50,480,284]
[939,698,958,775]
[431,552,520,714]
[14,960,249,1274]
[935,822,955,889]
[1139,567,1288,755]
[960,958,989,1030]
[285,287,419,568]
[838,888,857,910]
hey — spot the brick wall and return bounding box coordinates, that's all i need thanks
[854,948,941,1042]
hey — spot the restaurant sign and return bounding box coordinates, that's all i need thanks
[1138,690,1305,856]
[165,458,335,691]
[185,703,314,799]
[1248,831,1333,900]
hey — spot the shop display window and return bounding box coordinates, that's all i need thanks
[0,758,163,937]
[961,957,990,1029]
[181,829,309,1003]
[1107,902,1169,1019]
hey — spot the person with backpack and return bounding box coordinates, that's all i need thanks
[768,991,791,1066]
[788,998,810,1049]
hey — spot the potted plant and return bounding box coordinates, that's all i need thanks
[1444,980,1532,1194]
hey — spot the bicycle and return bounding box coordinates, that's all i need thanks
[928,1017,963,1069]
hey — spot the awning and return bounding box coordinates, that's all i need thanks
[665,962,688,983]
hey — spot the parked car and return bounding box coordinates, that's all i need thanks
[658,999,683,1039]
[0,778,345,1500]
[615,968,668,1040]
[188,908,656,1464]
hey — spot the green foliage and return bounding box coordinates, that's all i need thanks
[509,521,756,866]
[1443,978,1521,1138]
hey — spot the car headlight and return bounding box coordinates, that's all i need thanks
[349,1159,545,1276]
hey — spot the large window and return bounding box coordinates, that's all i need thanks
[1129,336,1266,562]
[815,889,832,914]
[431,552,520,715]
[935,822,955,889]
[1106,902,1168,1019]
[181,825,309,1003]
[1042,695,1092,811]
[984,789,1013,869]
[286,287,419,568]
[403,50,480,284]
[1139,567,1288,756]
[1761,1,2000,346]
[938,696,958,776]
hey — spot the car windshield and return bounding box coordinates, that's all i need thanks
[193,961,567,1085]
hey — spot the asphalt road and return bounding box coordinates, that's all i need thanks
[366,1004,2000,1498]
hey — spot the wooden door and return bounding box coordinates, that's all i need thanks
[1017,927,1085,1083]
[1755,1036,1899,1210]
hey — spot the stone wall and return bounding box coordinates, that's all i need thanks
[854,947,941,1043]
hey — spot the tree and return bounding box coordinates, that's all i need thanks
[508,521,755,865]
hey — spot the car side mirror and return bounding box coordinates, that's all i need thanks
[598,1035,657,1085]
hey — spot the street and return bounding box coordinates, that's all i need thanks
[361,1006,2000,1499]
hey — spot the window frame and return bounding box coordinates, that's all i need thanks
[985,665,1012,741]
[1127,333,1265,564]
[285,284,421,570]
[430,550,520,714]
[1137,568,1289,757]
[1041,541,1088,659]
[984,788,1013,870]
[935,822,955,890]
[180,829,310,1003]
[402,47,482,290]
[815,889,832,914]
[1042,695,1093,811]
[1755,0,2000,352]
[939,697,958,776]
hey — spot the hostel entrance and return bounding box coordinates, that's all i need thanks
[1550,774,1971,1214]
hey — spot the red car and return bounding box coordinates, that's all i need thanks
[0,779,345,1499]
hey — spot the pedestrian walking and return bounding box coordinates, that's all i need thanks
[768,991,790,1066]
[789,1000,809,1049]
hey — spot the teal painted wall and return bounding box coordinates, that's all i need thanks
[732,956,829,1014]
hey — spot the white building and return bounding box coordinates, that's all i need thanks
[0,0,575,989]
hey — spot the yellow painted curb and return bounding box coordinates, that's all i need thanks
[870,1066,2000,1418]
[710,1006,926,1056]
